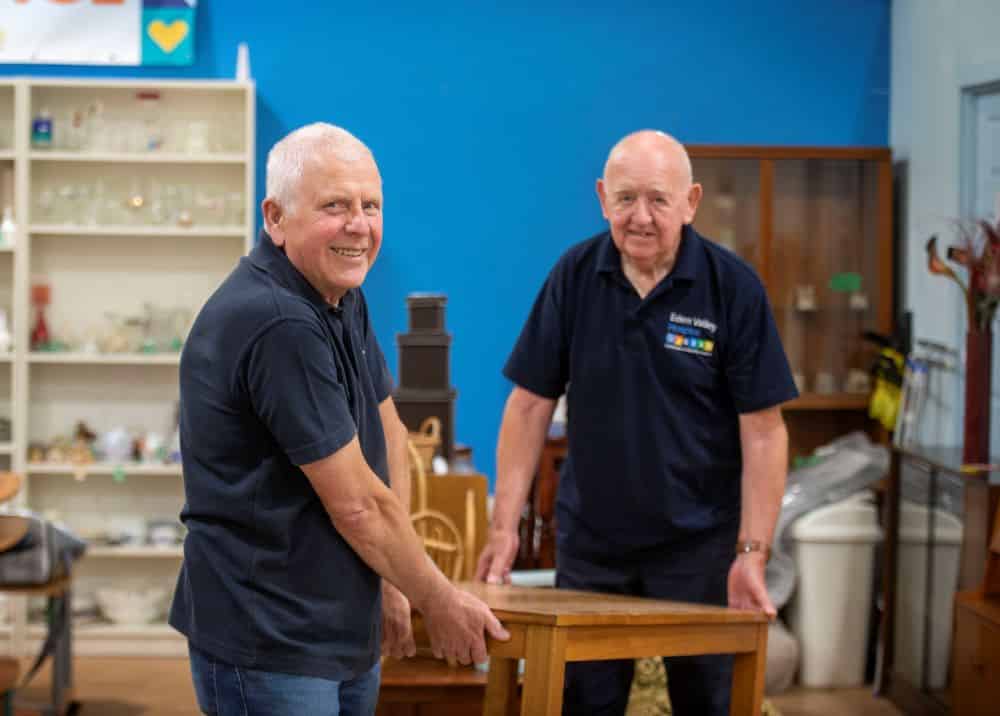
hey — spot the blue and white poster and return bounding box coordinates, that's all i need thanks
[0,0,196,66]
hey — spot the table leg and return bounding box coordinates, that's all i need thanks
[483,656,518,716]
[730,623,767,716]
[521,627,566,716]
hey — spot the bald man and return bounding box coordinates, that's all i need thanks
[171,123,507,716]
[476,131,797,715]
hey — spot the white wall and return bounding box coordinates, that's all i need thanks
[891,0,1000,451]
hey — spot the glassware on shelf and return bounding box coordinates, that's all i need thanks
[125,178,146,225]
[225,191,245,226]
[135,91,164,152]
[30,108,53,149]
[30,281,51,350]
[814,371,837,395]
[186,120,210,154]
[35,186,56,223]
[56,108,87,151]
[0,308,12,353]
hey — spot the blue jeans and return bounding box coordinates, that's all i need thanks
[188,643,381,716]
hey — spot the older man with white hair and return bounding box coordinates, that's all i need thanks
[170,123,507,715]
[477,130,797,714]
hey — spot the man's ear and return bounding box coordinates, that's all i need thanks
[596,178,610,220]
[684,182,703,224]
[261,198,284,245]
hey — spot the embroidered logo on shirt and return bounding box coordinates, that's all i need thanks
[664,312,716,357]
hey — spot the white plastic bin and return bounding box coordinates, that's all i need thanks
[893,501,963,691]
[789,493,883,687]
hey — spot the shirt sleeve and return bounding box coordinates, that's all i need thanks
[724,279,799,414]
[245,318,357,465]
[502,263,570,399]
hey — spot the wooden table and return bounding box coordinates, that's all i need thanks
[461,582,768,716]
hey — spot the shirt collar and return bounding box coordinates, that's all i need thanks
[249,229,353,313]
[596,224,702,283]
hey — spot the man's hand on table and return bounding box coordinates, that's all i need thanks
[419,583,510,665]
[381,581,416,659]
[727,552,776,619]
[475,528,519,585]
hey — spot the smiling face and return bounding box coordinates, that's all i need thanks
[263,150,383,305]
[596,132,701,275]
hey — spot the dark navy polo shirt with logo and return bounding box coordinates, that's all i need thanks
[169,231,393,680]
[504,226,798,560]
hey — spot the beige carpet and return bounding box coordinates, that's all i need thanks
[626,657,780,716]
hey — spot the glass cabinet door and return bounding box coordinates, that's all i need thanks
[770,158,882,400]
[691,158,761,271]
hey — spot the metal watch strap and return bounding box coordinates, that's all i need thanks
[735,540,770,560]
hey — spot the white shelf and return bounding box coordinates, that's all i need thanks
[0,245,14,253]
[0,443,13,456]
[0,151,13,161]
[86,545,182,558]
[30,224,247,237]
[26,462,182,476]
[29,352,180,366]
[0,352,12,363]
[27,621,185,656]
[30,151,246,164]
[28,622,178,638]
[27,77,252,91]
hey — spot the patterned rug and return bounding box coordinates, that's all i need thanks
[626,657,781,716]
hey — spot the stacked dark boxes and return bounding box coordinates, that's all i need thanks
[393,293,457,460]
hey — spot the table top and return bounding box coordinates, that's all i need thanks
[458,582,767,627]
[894,445,1000,483]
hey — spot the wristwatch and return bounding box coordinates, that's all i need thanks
[735,540,770,561]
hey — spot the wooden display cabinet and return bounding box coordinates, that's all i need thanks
[689,146,893,460]
[0,77,255,658]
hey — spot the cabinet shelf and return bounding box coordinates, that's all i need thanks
[30,151,246,164]
[28,352,180,366]
[29,224,247,237]
[0,352,12,363]
[0,151,13,161]
[0,443,13,456]
[27,622,177,639]
[86,546,182,558]
[26,462,182,476]
[785,393,871,411]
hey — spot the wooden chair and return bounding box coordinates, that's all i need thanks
[408,417,442,476]
[376,447,498,716]
[408,440,466,581]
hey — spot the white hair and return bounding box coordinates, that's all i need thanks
[265,123,374,209]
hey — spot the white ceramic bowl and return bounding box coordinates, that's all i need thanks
[96,587,167,625]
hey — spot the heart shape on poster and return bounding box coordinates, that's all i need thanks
[148,20,189,54]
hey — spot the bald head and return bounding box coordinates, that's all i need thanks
[266,123,378,210]
[603,130,693,187]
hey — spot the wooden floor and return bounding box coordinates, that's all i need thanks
[12,657,903,715]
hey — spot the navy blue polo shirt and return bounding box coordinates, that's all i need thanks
[169,231,393,680]
[504,226,797,560]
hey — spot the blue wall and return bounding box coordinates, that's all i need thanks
[2,1,891,484]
